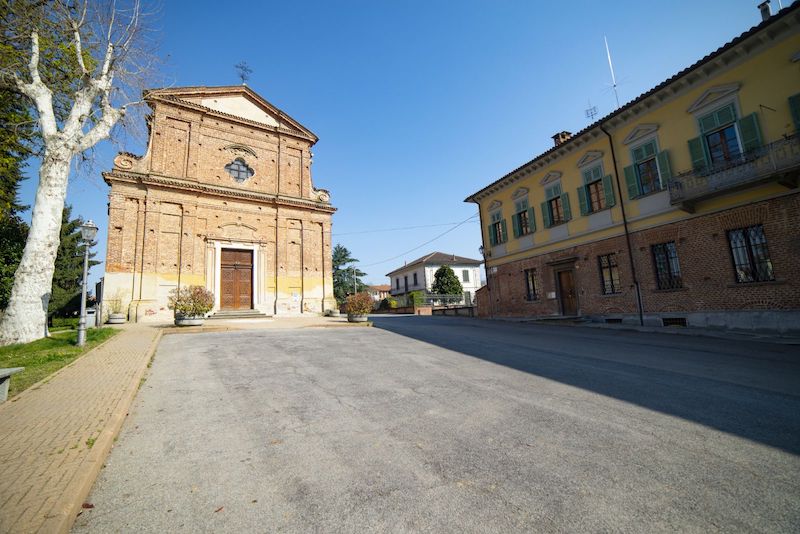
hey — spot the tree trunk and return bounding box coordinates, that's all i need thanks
[0,148,71,345]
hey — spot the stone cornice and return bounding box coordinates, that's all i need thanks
[149,95,318,144]
[103,171,336,214]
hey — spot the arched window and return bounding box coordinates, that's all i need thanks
[225,158,254,182]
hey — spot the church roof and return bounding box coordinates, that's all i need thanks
[144,85,318,143]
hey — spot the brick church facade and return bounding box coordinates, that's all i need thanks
[102,85,336,321]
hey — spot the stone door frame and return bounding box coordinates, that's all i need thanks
[212,240,260,312]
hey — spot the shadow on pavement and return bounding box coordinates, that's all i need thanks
[371,315,800,455]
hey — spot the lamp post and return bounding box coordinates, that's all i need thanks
[76,219,98,347]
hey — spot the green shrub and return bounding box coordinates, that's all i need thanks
[168,286,214,317]
[409,291,425,307]
[345,292,373,315]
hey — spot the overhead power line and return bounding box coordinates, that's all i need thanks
[332,220,478,237]
[359,213,479,268]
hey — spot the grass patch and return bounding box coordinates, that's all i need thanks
[0,328,119,398]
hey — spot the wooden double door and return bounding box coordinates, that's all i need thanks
[220,249,253,310]
[557,269,578,316]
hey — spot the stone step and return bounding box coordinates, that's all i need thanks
[208,309,271,320]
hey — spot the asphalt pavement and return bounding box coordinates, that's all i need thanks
[73,316,800,533]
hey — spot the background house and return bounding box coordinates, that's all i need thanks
[367,284,391,302]
[386,252,483,305]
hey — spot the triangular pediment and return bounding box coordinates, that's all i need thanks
[145,85,318,142]
[512,187,529,200]
[539,171,562,186]
[623,124,659,145]
[488,200,502,211]
[687,83,740,114]
[577,150,604,167]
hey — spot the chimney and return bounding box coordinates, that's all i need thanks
[758,0,771,21]
[552,131,572,147]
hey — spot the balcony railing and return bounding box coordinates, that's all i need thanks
[668,135,800,210]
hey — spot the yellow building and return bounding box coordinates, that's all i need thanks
[466,4,800,333]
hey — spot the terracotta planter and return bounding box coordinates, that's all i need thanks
[175,315,205,327]
[347,313,369,323]
[107,313,126,324]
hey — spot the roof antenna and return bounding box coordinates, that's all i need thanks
[585,99,598,122]
[235,61,252,85]
[604,36,621,109]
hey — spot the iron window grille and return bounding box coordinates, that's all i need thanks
[524,268,538,301]
[727,225,774,283]
[598,254,621,294]
[224,158,255,182]
[652,242,682,290]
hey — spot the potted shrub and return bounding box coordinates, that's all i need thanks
[168,285,214,326]
[105,291,127,324]
[345,292,373,323]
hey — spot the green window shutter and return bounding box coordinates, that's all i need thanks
[527,207,536,232]
[656,150,672,185]
[512,213,520,238]
[487,225,496,247]
[789,93,800,132]
[737,113,762,153]
[541,201,552,228]
[623,165,640,199]
[500,219,508,243]
[688,136,708,171]
[561,193,572,221]
[602,174,615,207]
[715,104,736,126]
[577,186,589,215]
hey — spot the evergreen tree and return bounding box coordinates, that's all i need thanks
[0,87,32,309]
[431,265,464,296]
[48,205,97,317]
[332,244,368,302]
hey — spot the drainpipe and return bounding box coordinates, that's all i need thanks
[476,205,494,318]
[600,125,644,326]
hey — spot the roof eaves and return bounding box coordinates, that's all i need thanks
[463,4,800,203]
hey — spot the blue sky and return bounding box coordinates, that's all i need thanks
[18,0,768,287]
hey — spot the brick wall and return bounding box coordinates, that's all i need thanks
[483,192,800,318]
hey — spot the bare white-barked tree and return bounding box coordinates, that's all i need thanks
[0,0,155,344]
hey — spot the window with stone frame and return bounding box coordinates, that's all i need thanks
[541,182,571,227]
[488,210,508,245]
[524,268,539,301]
[578,164,614,215]
[727,224,774,283]
[224,158,255,182]
[598,253,621,294]
[652,241,682,290]
[631,140,662,195]
[513,198,533,237]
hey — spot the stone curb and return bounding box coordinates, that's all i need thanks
[41,328,163,534]
[507,318,800,345]
[0,327,124,413]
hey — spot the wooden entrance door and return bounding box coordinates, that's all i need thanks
[220,249,253,310]
[557,270,578,316]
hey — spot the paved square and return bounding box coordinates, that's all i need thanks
[74,317,800,532]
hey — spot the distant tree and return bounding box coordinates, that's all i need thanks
[48,205,97,318]
[332,244,367,302]
[431,265,463,296]
[0,86,32,309]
